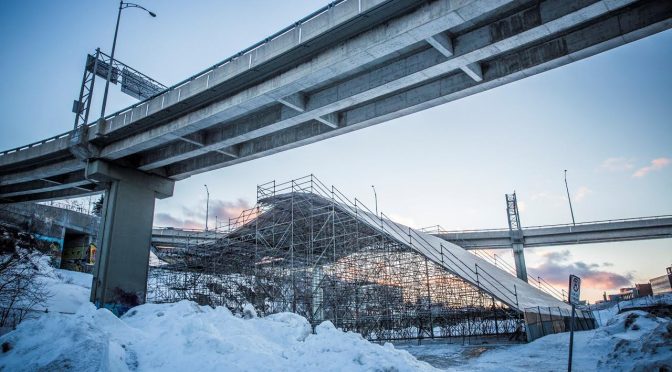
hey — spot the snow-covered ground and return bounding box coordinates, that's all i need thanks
[38,257,93,314]
[0,259,434,371]
[398,309,672,371]
[397,296,672,371]
[591,293,672,327]
[1,256,670,371]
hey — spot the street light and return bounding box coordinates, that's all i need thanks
[100,1,157,119]
[564,170,576,226]
[204,184,210,232]
[371,185,378,216]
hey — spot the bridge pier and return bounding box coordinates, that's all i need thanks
[512,242,528,283]
[85,160,174,315]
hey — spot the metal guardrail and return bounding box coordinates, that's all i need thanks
[153,227,211,234]
[42,201,95,216]
[0,0,356,156]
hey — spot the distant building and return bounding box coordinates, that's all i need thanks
[650,266,672,296]
[603,283,653,302]
[635,283,653,297]
[608,292,629,302]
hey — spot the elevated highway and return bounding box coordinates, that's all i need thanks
[151,227,223,247]
[152,216,672,249]
[2,0,669,313]
[429,216,672,249]
[1,0,670,202]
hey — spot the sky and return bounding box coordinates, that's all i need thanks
[0,0,670,303]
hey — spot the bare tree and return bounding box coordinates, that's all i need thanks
[0,226,51,330]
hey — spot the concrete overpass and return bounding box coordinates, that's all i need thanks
[151,227,223,248]
[427,215,672,282]
[1,0,671,202]
[430,216,672,249]
[1,0,670,313]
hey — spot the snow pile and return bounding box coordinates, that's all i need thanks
[448,309,672,371]
[0,272,434,371]
[592,293,672,326]
[597,310,672,371]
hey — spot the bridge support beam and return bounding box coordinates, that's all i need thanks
[85,160,174,315]
[512,243,528,283]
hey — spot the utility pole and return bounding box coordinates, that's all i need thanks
[204,184,210,231]
[564,170,576,226]
[371,185,378,216]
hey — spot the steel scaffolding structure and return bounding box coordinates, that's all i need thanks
[147,176,522,341]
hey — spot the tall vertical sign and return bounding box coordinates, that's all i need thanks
[568,274,581,372]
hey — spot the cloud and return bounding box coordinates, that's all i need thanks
[154,198,252,229]
[530,250,633,290]
[154,212,183,226]
[530,192,564,203]
[209,199,252,225]
[517,200,527,213]
[574,186,592,202]
[387,213,418,229]
[633,157,671,178]
[600,157,634,172]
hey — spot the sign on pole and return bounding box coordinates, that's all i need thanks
[568,274,581,305]
[567,274,581,372]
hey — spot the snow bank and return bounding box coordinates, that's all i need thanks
[449,309,672,371]
[0,301,434,371]
[0,269,435,372]
[592,293,672,327]
[596,310,672,371]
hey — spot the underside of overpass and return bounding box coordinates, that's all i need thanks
[0,0,670,313]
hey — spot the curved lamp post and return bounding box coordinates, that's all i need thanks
[564,169,576,226]
[204,184,210,231]
[371,185,378,216]
[100,1,156,118]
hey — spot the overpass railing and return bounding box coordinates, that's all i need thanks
[0,132,73,156]
[0,0,368,156]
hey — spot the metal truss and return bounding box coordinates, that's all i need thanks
[72,49,167,129]
[147,176,520,341]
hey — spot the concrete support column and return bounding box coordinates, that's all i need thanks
[512,242,528,283]
[85,160,174,315]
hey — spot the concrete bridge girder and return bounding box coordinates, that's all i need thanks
[122,0,640,174]
[152,0,672,180]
